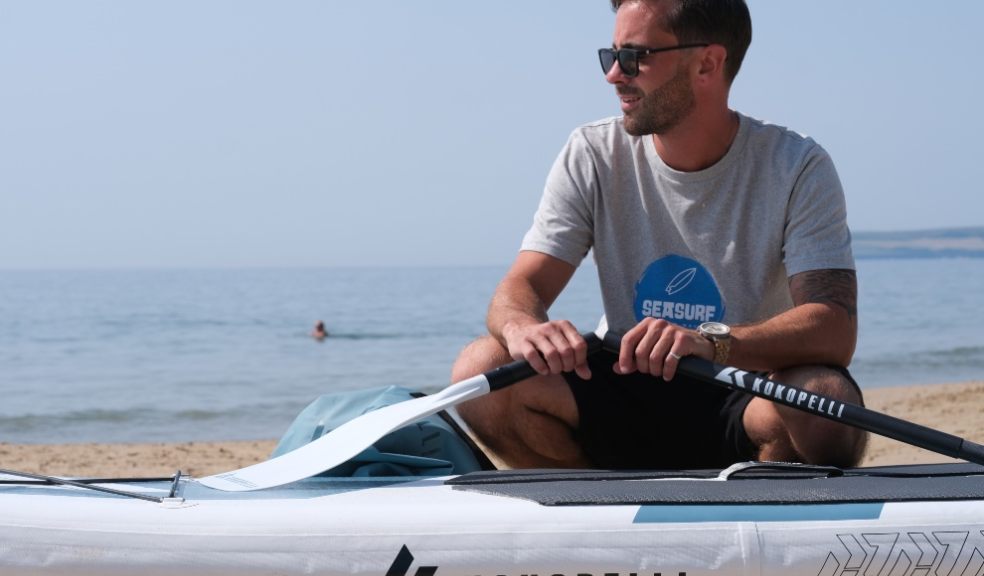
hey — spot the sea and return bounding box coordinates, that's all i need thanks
[2,258,983,444]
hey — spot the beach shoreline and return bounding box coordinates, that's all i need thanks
[3,380,982,478]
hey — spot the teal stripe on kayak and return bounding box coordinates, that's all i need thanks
[634,503,884,523]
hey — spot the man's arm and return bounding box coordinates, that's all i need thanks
[616,268,857,378]
[728,268,858,371]
[487,251,592,378]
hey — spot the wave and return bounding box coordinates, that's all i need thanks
[313,332,406,341]
[0,408,149,429]
[852,345,984,388]
[0,404,302,444]
[857,345,984,369]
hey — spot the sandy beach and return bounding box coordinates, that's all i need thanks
[3,380,982,478]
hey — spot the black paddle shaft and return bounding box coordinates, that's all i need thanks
[485,332,603,391]
[600,331,984,466]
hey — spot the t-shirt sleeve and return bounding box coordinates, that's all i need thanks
[782,146,855,276]
[520,129,597,267]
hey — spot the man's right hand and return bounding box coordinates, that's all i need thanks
[501,320,592,380]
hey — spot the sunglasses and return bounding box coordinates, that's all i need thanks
[598,44,709,77]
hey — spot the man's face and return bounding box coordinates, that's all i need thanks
[608,1,696,136]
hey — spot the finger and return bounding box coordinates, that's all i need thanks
[643,329,674,378]
[546,331,578,374]
[616,324,645,374]
[571,326,591,380]
[519,341,550,375]
[532,334,566,374]
[559,323,592,379]
[663,349,682,381]
[536,324,576,375]
[574,360,592,380]
[634,324,663,375]
[662,333,690,381]
[559,322,588,366]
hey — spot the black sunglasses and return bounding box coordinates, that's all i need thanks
[598,44,709,77]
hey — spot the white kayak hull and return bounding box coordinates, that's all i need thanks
[2,466,984,576]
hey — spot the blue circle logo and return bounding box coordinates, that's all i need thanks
[633,255,725,329]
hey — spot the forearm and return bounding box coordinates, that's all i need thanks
[729,302,856,371]
[483,252,589,377]
[486,275,551,346]
[485,251,577,346]
[727,268,858,371]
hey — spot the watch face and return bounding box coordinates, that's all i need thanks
[700,322,730,337]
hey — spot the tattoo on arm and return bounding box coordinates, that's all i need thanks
[789,269,858,319]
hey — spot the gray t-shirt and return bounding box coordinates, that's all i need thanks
[521,113,854,333]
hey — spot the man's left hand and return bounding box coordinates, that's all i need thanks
[615,318,715,380]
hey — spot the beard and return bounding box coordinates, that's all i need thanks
[620,62,696,136]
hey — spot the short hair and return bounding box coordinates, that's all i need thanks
[610,0,752,83]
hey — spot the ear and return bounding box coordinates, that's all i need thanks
[694,44,728,85]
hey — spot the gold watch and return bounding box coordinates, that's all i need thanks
[698,322,731,364]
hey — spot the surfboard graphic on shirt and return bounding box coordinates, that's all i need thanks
[665,267,697,296]
[634,255,725,329]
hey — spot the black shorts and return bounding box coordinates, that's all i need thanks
[563,351,861,470]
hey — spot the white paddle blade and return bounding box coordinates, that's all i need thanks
[197,375,492,491]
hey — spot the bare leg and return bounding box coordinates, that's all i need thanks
[743,365,868,466]
[451,336,592,469]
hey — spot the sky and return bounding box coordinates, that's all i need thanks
[2,1,983,269]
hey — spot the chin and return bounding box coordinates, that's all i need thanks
[621,118,649,137]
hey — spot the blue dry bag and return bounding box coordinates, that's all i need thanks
[271,385,490,477]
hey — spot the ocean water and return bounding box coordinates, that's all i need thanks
[1,259,982,444]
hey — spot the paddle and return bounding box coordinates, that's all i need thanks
[200,327,983,492]
[597,331,984,466]
[198,331,605,491]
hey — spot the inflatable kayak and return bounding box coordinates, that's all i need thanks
[2,461,984,575]
[4,330,983,575]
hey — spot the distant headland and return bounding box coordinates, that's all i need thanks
[853,226,984,259]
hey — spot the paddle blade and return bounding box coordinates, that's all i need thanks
[199,331,602,491]
[197,375,491,491]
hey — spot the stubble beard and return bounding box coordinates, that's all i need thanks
[621,63,696,137]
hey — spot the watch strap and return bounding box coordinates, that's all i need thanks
[711,338,731,364]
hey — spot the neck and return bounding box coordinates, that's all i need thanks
[651,107,739,172]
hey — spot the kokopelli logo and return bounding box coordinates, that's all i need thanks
[386,545,438,576]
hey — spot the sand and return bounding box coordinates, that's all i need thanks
[3,381,982,478]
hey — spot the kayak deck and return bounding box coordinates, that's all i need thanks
[448,461,984,505]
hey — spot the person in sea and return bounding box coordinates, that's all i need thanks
[311,320,328,341]
[452,0,867,470]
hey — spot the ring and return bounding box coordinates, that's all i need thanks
[669,351,683,360]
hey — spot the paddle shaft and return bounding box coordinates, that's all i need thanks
[600,332,984,466]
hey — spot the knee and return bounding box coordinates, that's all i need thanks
[450,335,511,382]
[771,365,863,405]
[768,366,868,466]
[451,336,513,431]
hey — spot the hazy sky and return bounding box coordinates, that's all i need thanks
[3,1,982,269]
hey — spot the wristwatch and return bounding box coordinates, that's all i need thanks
[698,322,732,364]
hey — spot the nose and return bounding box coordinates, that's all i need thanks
[605,60,628,84]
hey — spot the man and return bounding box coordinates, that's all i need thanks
[452,0,867,470]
